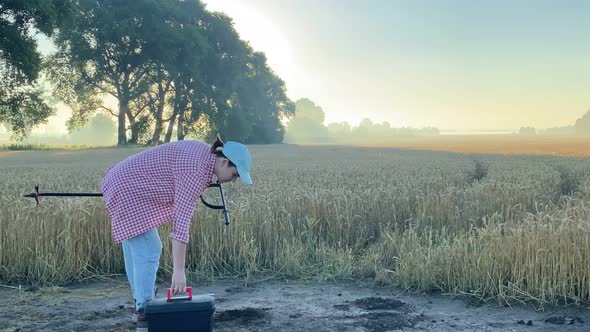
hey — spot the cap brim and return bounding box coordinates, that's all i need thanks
[237,166,252,185]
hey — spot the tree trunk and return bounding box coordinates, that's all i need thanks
[129,124,139,144]
[150,78,167,144]
[164,110,178,143]
[177,109,185,141]
[166,80,184,142]
[126,109,138,144]
[117,98,128,145]
[151,106,164,143]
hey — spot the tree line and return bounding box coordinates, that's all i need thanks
[285,98,439,143]
[0,0,294,144]
[519,109,590,136]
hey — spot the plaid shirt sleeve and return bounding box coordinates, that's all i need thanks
[170,171,208,243]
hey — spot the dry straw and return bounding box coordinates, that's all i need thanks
[1,146,589,305]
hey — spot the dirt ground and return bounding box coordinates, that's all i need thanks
[0,277,589,332]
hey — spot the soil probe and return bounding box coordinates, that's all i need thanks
[24,180,231,225]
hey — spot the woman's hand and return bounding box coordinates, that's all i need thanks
[170,269,187,295]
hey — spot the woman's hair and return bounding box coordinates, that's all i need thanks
[210,134,236,167]
[210,133,224,153]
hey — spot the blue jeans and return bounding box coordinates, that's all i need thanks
[122,229,162,311]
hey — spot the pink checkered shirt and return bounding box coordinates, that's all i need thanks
[100,140,216,243]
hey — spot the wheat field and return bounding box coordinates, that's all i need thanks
[1,144,590,305]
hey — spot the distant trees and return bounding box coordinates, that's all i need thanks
[519,127,536,135]
[283,98,329,141]
[538,109,590,136]
[285,98,439,143]
[70,113,117,145]
[516,109,590,136]
[574,110,590,135]
[327,122,351,139]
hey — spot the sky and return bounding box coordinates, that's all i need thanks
[27,0,590,135]
[202,0,590,131]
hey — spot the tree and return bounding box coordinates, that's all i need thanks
[373,121,393,138]
[285,98,329,142]
[519,127,536,135]
[173,11,293,144]
[237,52,294,143]
[574,110,590,135]
[69,113,116,145]
[327,122,351,138]
[182,10,251,142]
[0,0,73,140]
[0,66,53,140]
[352,118,373,138]
[48,0,294,145]
[48,0,165,145]
[135,0,209,144]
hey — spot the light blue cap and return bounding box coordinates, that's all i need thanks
[222,141,253,184]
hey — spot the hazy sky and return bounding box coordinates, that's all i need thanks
[203,0,590,131]
[29,0,590,134]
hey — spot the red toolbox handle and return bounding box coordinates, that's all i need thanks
[167,287,192,302]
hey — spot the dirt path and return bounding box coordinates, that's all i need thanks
[0,277,588,331]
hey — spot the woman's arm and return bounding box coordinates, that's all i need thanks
[170,238,187,295]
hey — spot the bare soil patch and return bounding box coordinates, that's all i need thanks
[0,277,588,331]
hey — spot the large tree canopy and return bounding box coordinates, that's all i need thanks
[46,0,293,145]
[0,0,73,140]
[48,0,177,145]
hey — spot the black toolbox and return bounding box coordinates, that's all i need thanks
[145,287,215,332]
